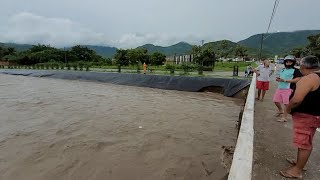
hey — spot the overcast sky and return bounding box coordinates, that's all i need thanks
[0,0,319,48]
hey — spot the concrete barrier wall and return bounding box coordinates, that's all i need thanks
[228,73,256,180]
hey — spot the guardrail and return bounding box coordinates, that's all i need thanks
[228,73,256,180]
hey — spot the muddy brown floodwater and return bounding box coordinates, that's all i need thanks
[0,74,243,180]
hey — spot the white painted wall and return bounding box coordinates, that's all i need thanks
[228,73,256,180]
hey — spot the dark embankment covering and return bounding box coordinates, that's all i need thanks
[0,70,250,97]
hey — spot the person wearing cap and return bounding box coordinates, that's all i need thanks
[254,60,274,101]
[273,55,302,122]
[279,55,320,179]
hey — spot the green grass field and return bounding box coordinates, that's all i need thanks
[92,62,257,72]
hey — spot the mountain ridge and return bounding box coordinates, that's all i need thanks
[1,30,319,57]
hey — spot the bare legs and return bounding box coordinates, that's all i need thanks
[275,102,283,114]
[275,102,289,121]
[261,90,266,101]
[257,89,261,100]
[280,148,312,178]
[257,89,266,101]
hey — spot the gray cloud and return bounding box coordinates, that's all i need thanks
[0,12,215,48]
[0,12,110,47]
[0,0,320,48]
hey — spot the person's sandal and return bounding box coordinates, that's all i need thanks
[286,158,307,171]
[277,117,287,122]
[275,112,284,117]
[279,170,302,179]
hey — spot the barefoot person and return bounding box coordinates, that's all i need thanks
[280,55,320,179]
[254,60,274,101]
[273,55,302,122]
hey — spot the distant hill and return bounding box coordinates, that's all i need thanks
[0,42,32,52]
[238,30,320,56]
[2,29,319,58]
[85,45,117,58]
[138,42,193,56]
[203,40,237,52]
[0,42,117,58]
[139,40,268,57]
[203,40,271,58]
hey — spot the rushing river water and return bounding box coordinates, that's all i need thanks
[0,74,242,180]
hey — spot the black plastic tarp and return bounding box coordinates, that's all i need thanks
[0,70,250,97]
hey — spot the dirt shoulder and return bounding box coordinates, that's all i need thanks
[252,81,320,180]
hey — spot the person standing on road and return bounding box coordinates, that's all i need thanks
[273,55,303,122]
[143,62,147,74]
[280,55,320,179]
[254,60,274,101]
[245,64,253,77]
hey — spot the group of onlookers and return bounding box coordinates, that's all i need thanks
[254,55,320,178]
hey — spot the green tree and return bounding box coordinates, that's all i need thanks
[150,52,166,65]
[114,49,129,66]
[0,46,17,59]
[191,45,202,64]
[234,45,248,60]
[7,47,16,55]
[126,48,149,65]
[70,45,95,62]
[201,45,216,69]
[290,47,305,58]
[24,48,64,64]
[191,45,216,70]
[220,40,232,58]
[305,34,320,58]
[29,44,55,53]
[2,55,18,62]
[0,47,6,59]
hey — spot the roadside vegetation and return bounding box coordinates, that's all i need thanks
[1,33,318,76]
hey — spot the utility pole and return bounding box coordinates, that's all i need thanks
[201,40,204,66]
[64,47,67,65]
[259,34,264,61]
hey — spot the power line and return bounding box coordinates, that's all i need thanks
[259,0,281,60]
[264,0,280,41]
[267,0,280,34]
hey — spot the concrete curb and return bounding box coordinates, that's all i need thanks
[228,73,256,180]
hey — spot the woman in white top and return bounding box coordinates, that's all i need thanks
[254,60,274,101]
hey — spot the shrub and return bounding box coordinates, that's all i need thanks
[165,64,175,74]
[198,65,203,75]
[66,64,71,70]
[181,63,193,74]
[73,64,78,70]
[78,62,84,71]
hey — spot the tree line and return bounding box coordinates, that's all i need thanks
[0,45,106,65]
[0,44,168,67]
[0,39,274,70]
[290,33,320,59]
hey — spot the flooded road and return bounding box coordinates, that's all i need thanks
[0,74,242,180]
